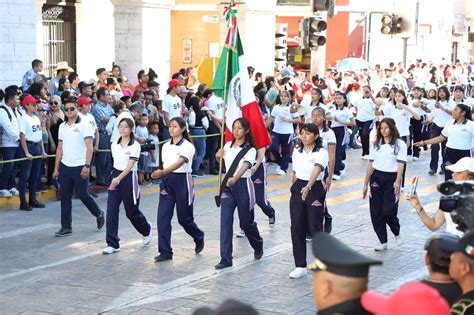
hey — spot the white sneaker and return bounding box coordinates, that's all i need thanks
[306,236,312,242]
[332,174,341,181]
[289,267,307,279]
[0,189,12,198]
[9,188,19,196]
[412,156,419,161]
[362,155,370,160]
[407,155,413,161]
[143,222,153,246]
[102,246,120,254]
[395,234,401,246]
[340,169,346,177]
[276,168,286,175]
[235,229,246,238]
[374,243,388,251]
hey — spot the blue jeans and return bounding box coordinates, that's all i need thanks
[190,128,206,173]
[0,145,19,190]
[95,133,112,184]
[18,142,42,204]
[206,123,220,171]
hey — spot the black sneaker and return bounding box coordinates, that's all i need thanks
[19,203,32,211]
[96,211,105,230]
[215,261,232,269]
[154,254,173,262]
[269,216,275,228]
[324,213,333,234]
[428,170,436,176]
[254,248,263,260]
[55,228,72,237]
[29,200,45,208]
[195,239,204,254]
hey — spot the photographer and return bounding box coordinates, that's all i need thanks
[408,157,473,237]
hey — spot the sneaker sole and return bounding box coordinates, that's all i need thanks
[102,249,120,254]
[55,233,72,237]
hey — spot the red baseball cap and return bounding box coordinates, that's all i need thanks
[361,282,450,315]
[21,95,40,107]
[168,79,181,88]
[77,97,93,106]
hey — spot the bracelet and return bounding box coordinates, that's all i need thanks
[306,185,311,190]
[417,207,424,215]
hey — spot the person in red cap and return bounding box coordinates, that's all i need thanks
[161,79,183,140]
[77,97,99,153]
[18,95,48,210]
[361,282,451,315]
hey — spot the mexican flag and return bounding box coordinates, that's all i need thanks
[212,25,271,149]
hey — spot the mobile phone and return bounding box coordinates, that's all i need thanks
[408,177,419,197]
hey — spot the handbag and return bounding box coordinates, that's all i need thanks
[214,144,252,207]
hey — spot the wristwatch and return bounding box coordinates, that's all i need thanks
[84,164,90,168]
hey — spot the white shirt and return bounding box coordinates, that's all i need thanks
[58,116,94,167]
[111,140,141,171]
[0,105,21,148]
[19,114,42,143]
[162,94,182,124]
[444,212,464,237]
[369,139,407,173]
[302,102,331,123]
[148,134,160,168]
[320,127,336,150]
[292,147,328,181]
[78,112,97,139]
[223,142,256,178]
[271,104,298,134]
[355,97,376,122]
[330,107,353,128]
[110,110,134,143]
[410,98,429,116]
[429,99,456,128]
[441,120,474,150]
[162,138,195,173]
[207,95,224,120]
[388,106,413,137]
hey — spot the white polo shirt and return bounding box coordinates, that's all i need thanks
[110,110,134,143]
[79,112,98,139]
[271,104,299,134]
[355,97,376,122]
[111,139,141,171]
[19,114,42,143]
[389,106,413,137]
[162,94,182,124]
[162,138,195,173]
[320,127,336,150]
[292,146,328,181]
[330,106,353,128]
[223,142,256,178]
[207,95,224,120]
[58,116,94,167]
[430,99,455,128]
[369,139,407,173]
[441,119,474,150]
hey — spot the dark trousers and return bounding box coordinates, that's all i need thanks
[356,119,373,156]
[400,136,410,187]
[270,131,291,172]
[0,146,19,190]
[190,128,206,173]
[290,179,326,267]
[332,126,346,176]
[251,163,275,219]
[106,169,150,249]
[95,133,112,184]
[18,142,42,204]
[411,118,423,158]
[220,177,263,264]
[37,142,48,189]
[444,147,471,181]
[430,124,446,172]
[369,170,400,244]
[157,173,204,257]
[161,126,170,141]
[59,163,102,229]
[206,123,220,172]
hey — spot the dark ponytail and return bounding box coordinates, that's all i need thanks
[0,89,4,103]
[170,117,192,143]
[117,118,135,144]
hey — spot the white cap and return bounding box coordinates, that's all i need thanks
[446,157,474,173]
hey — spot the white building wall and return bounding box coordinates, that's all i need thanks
[0,0,37,88]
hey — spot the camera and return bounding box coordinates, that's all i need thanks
[140,139,154,152]
[438,180,474,232]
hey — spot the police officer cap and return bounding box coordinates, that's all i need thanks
[309,232,382,277]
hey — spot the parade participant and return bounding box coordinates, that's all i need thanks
[215,118,263,269]
[289,123,328,278]
[415,103,473,180]
[310,232,382,314]
[18,95,47,211]
[408,157,473,237]
[354,86,381,159]
[102,118,152,254]
[363,118,406,251]
[453,85,466,105]
[110,104,142,144]
[53,99,105,237]
[301,88,329,122]
[77,97,99,152]
[330,93,355,181]
[311,107,336,233]
[409,87,431,160]
[151,117,204,262]
[267,90,300,175]
[161,80,183,140]
[426,86,455,176]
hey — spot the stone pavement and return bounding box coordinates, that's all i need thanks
[0,149,446,314]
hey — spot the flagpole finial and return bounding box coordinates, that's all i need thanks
[223,1,238,28]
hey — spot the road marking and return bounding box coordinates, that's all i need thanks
[0,224,56,240]
[104,242,292,312]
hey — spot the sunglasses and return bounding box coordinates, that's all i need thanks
[64,107,76,112]
[49,101,59,105]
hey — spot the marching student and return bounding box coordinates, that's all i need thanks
[102,118,152,254]
[77,97,99,151]
[363,118,406,251]
[53,99,105,237]
[215,118,263,270]
[18,95,47,211]
[151,117,205,262]
[415,103,473,181]
[311,107,336,233]
[354,86,381,159]
[409,87,431,160]
[289,123,328,279]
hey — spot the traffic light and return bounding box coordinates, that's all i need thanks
[380,14,404,34]
[275,23,288,70]
[307,17,327,47]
